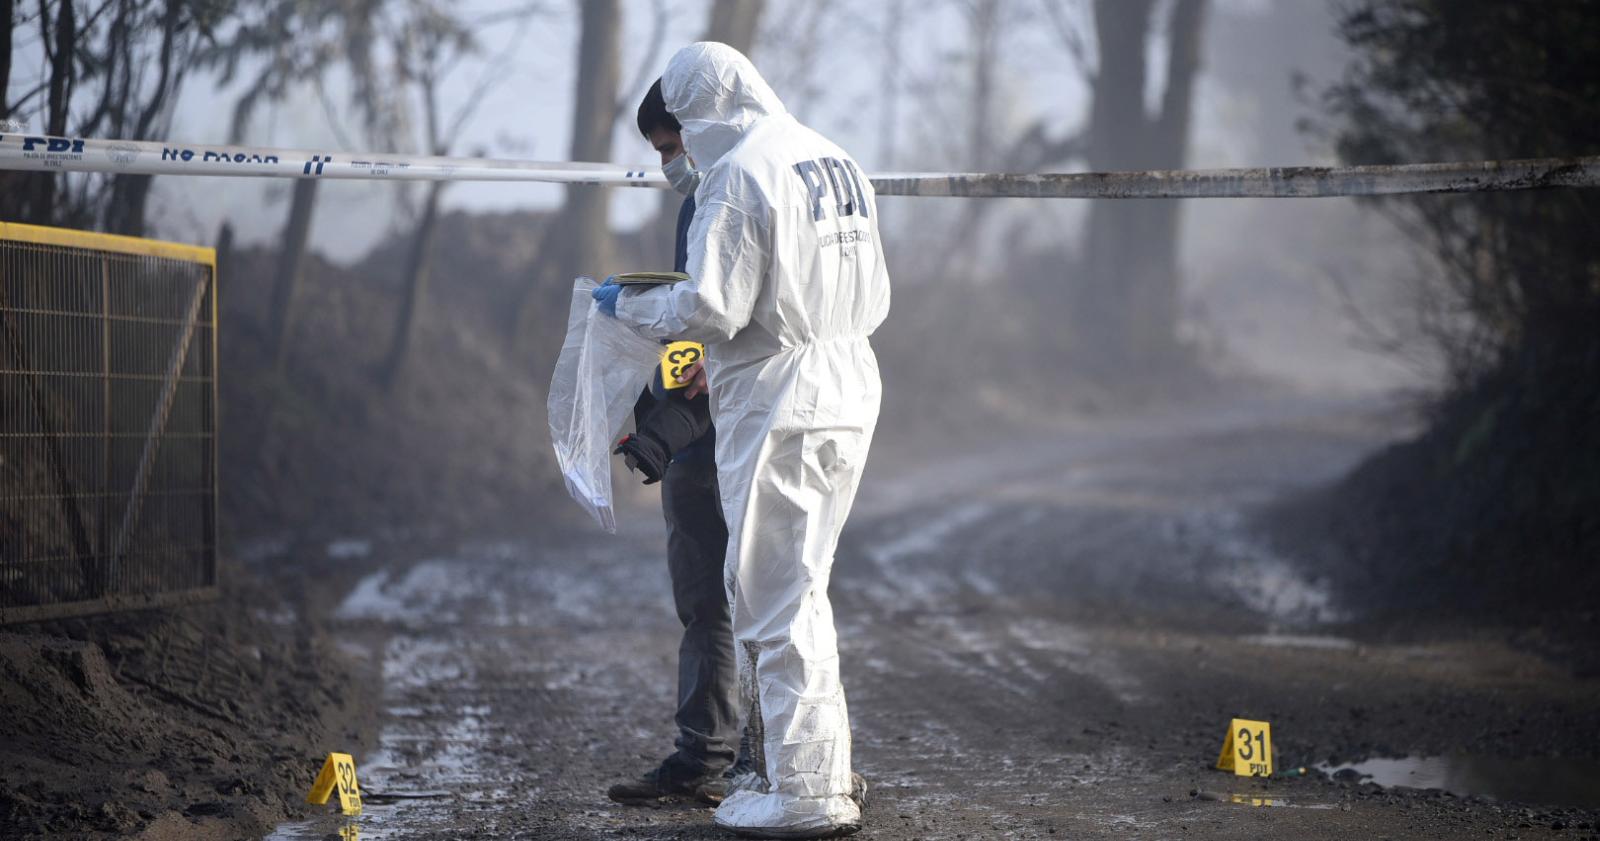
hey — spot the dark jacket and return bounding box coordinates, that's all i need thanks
[633,194,716,463]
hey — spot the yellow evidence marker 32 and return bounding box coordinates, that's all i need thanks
[1216,718,1273,777]
[307,752,363,815]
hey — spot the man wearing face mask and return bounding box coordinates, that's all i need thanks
[603,78,743,807]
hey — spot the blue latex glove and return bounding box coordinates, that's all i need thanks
[591,276,622,317]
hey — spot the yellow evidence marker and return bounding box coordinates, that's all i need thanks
[1216,718,1273,777]
[660,341,705,391]
[307,752,363,815]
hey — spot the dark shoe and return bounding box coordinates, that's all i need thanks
[724,750,759,781]
[696,775,731,804]
[849,772,867,811]
[608,766,728,806]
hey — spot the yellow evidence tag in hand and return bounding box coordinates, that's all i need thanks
[660,341,705,391]
[1216,718,1273,777]
[307,752,363,815]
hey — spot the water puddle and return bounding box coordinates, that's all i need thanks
[267,630,494,839]
[361,790,451,804]
[1192,790,1334,809]
[1318,755,1600,809]
[265,802,428,840]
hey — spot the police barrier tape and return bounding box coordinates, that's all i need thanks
[0,134,668,187]
[3,133,1599,199]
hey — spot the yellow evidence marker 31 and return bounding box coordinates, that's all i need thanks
[307,752,363,815]
[1216,719,1273,777]
[660,341,705,391]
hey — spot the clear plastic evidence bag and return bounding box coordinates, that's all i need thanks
[547,277,662,531]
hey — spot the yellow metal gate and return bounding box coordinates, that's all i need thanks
[0,222,218,622]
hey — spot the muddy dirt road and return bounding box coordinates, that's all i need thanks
[270,395,1600,840]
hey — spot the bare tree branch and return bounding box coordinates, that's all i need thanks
[1039,0,1094,80]
[1008,121,1088,171]
[312,76,359,151]
[446,5,537,140]
[7,78,51,115]
[469,0,547,29]
[132,0,180,139]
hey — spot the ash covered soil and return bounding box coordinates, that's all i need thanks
[262,393,1600,841]
[0,566,378,840]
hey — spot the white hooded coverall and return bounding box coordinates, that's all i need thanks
[614,42,889,833]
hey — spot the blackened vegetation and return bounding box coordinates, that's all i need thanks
[1287,1,1600,619]
[0,563,376,840]
[216,206,677,541]
[0,0,228,235]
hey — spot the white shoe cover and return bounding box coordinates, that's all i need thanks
[713,789,861,838]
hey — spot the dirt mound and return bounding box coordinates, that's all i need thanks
[1266,356,1600,660]
[0,567,376,840]
[216,207,677,544]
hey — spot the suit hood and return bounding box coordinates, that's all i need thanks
[661,42,787,170]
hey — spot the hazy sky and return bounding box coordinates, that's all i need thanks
[6,0,1316,256]
[135,0,1293,261]
[5,0,1423,393]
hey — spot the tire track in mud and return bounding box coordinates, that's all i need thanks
[836,497,1162,826]
[841,498,1150,705]
[821,400,1404,835]
[269,534,727,840]
[261,396,1600,840]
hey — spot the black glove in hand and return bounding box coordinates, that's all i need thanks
[637,388,714,456]
[615,433,670,485]
[617,382,713,486]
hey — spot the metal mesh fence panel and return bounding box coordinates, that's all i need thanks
[0,223,217,623]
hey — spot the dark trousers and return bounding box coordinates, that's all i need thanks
[659,453,738,777]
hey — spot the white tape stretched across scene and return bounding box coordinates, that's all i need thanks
[3,132,1599,199]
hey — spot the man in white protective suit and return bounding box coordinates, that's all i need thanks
[596,42,888,839]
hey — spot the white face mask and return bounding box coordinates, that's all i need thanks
[664,152,701,196]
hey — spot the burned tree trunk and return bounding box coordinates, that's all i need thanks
[968,0,1000,170]
[269,179,318,373]
[214,222,234,281]
[106,174,154,236]
[0,0,17,220]
[1,0,14,118]
[29,0,76,225]
[559,0,621,285]
[1138,0,1206,362]
[1078,0,1208,372]
[381,180,444,387]
[513,0,621,351]
[705,0,764,49]
[104,0,187,238]
[878,0,903,168]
